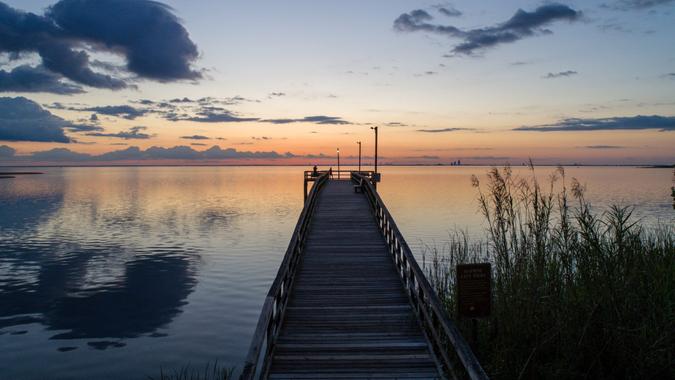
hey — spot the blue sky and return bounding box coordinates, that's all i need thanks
[0,0,673,165]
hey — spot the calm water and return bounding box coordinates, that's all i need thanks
[0,166,672,379]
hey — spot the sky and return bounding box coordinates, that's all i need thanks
[0,0,674,166]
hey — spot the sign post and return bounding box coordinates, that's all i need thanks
[456,263,492,347]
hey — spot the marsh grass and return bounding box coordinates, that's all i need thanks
[147,362,233,380]
[424,165,674,379]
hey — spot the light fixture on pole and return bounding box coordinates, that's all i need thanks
[370,126,378,174]
[357,141,361,173]
[337,147,340,179]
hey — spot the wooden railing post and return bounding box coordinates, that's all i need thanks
[350,172,489,380]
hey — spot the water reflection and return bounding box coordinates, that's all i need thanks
[0,170,199,343]
[0,166,670,379]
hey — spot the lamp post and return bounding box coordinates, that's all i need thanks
[370,126,378,174]
[337,147,340,179]
[357,141,361,173]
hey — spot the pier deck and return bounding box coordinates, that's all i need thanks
[269,180,439,378]
[241,172,487,380]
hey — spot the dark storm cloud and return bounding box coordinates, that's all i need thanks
[0,0,200,93]
[543,70,578,78]
[180,135,210,140]
[515,115,675,132]
[263,115,351,125]
[394,3,581,55]
[86,126,152,140]
[0,65,84,94]
[0,97,71,142]
[417,127,474,133]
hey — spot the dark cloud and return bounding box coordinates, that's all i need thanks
[543,70,578,78]
[417,127,474,133]
[437,6,462,17]
[180,135,210,140]
[0,65,84,94]
[14,145,297,162]
[263,115,351,125]
[170,97,194,103]
[86,126,151,140]
[66,123,104,132]
[166,106,258,123]
[269,92,286,97]
[385,122,409,127]
[0,96,71,142]
[31,147,91,161]
[0,144,16,157]
[605,0,674,10]
[394,3,581,55]
[190,142,206,146]
[515,115,675,132]
[581,145,626,149]
[0,0,200,93]
[84,105,146,120]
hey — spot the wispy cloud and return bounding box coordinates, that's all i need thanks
[579,145,626,149]
[166,106,258,123]
[84,105,147,120]
[417,127,474,133]
[263,115,351,125]
[86,126,152,140]
[515,115,675,132]
[435,4,462,17]
[543,70,578,79]
[604,0,674,10]
[180,135,210,140]
[394,4,581,55]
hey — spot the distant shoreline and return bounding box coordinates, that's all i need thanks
[0,164,672,169]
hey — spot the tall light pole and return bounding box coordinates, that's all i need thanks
[337,147,340,179]
[370,126,378,174]
[357,141,361,173]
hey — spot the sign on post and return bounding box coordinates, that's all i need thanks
[456,263,492,318]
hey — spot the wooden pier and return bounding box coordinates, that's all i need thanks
[242,171,487,380]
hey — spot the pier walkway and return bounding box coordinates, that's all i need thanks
[241,171,487,380]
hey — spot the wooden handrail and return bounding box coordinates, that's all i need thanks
[351,172,489,380]
[240,172,329,380]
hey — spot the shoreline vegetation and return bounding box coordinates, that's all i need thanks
[424,165,674,379]
[148,363,233,380]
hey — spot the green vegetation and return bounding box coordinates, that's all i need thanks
[147,362,233,380]
[424,165,674,379]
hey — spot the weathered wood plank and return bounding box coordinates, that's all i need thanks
[268,180,441,379]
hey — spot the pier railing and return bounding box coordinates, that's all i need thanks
[352,172,489,380]
[240,172,329,380]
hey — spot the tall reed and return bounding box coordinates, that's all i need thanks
[424,165,674,379]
